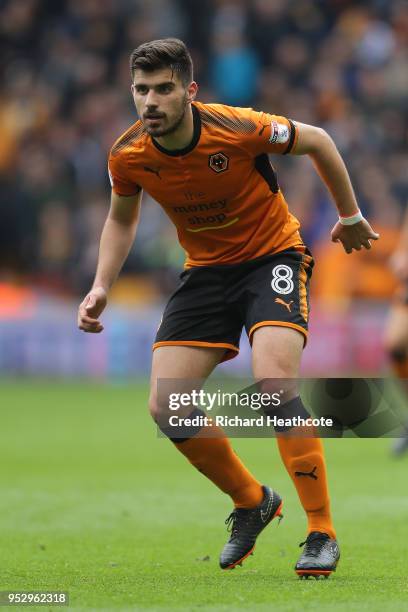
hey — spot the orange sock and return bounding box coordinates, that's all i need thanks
[174,425,263,509]
[277,434,336,539]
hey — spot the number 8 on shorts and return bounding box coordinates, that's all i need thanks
[271,264,294,295]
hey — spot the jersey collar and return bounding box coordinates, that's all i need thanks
[151,103,201,157]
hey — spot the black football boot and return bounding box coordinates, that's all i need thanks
[219,485,283,570]
[295,531,340,579]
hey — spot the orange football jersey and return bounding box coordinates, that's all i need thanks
[108,102,304,267]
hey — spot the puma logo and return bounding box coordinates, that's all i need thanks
[275,297,294,312]
[144,166,162,179]
[295,466,318,480]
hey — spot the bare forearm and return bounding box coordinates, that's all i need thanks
[93,217,137,292]
[293,122,379,253]
[308,133,358,217]
[293,124,359,217]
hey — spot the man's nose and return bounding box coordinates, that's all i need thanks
[145,89,159,108]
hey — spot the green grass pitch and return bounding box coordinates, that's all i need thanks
[1,380,408,611]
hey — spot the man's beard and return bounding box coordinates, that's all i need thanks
[145,99,188,137]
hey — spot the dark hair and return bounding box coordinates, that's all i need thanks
[129,38,193,86]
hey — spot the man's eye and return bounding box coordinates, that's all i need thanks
[136,87,148,95]
[158,85,173,94]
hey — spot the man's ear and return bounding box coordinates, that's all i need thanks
[187,81,198,103]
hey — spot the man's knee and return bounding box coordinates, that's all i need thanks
[256,369,299,403]
[253,344,302,381]
[149,388,207,442]
[148,389,176,439]
[257,354,299,383]
[148,389,167,423]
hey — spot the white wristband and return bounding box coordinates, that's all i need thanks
[339,210,364,226]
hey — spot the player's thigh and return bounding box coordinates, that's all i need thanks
[149,345,224,419]
[151,344,224,380]
[384,303,408,351]
[251,324,304,382]
[244,248,312,365]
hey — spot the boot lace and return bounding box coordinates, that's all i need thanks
[225,509,249,540]
[299,532,329,557]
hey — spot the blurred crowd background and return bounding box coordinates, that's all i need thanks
[0,0,407,376]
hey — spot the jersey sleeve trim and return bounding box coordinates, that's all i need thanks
[112,185,142,196]
[283,119,297,155]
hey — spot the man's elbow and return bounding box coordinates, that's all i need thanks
[293,123,333,155]
[305,127,334,156]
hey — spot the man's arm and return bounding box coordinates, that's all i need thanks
[292,122,379,254]
[78,190,142,333]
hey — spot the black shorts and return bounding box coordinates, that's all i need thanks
[154,248,314,362]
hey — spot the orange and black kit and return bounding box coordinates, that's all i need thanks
[108,101,303,268]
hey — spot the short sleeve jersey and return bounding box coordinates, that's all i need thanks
[108,102,304,267]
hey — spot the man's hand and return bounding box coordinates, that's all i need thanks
[331,219,380,254]
[78,286,107,333]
